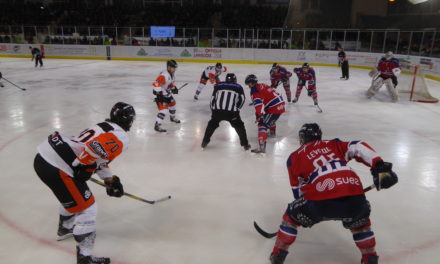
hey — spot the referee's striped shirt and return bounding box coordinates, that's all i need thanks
[210,82,245,112]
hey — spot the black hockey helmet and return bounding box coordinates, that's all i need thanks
[225,73,237,83]
[272,63,280,69]
[298,123,322,145]
[215,62,222,69]
[167,59,178,68]
[245,74,258,85]
[109,102,136,131]
[302,62,310,69]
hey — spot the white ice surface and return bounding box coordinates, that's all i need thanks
[1,58,440,264]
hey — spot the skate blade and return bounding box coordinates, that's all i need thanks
[56,233,73,241]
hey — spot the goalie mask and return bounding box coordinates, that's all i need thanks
[385,51,393,60]
[215,62,222,70]
[109,102,136,131]
[298,123,322,145]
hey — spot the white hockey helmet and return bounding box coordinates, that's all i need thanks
[385,51,393,59]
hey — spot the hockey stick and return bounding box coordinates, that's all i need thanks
[1,77,26,91]
[315,104,323,113]
[90,178,171,205]
[178,83,188,90]
[254,183,376,239]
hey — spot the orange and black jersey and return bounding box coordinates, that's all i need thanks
[37,121,129,180]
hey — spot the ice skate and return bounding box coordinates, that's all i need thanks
[270,250,288,264]
[154,122,167,132]
[291,98,298,103]
[193,94,198,101]
[0,83,4,88]
[361,255,378,264]
[243,144,251,151]
[251,142,266,154]
[57,215,74,241]
[57,226,73,241]
[365,90,374,99]
[268,130,276,138]
[170,116,181,123]
[77,247,110,264]
[201,141,209,149]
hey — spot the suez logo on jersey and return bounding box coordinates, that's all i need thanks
[315,177,361,192]
[89,141,109,159]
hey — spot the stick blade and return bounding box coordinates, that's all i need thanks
[253,221,277,238]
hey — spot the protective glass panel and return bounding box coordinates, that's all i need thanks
[213,28,227,48]
[257,29,270,49]
[304,30,317,50]
[397,32,411,55]
[371,31,385,53]
[317,30,331,50]
[384,31,399,54]
[359,31,372,52]
[199,28,213,47]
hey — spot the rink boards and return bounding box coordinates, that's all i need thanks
[1,43,439,81]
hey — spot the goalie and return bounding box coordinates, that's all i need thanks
[366,51,401,102]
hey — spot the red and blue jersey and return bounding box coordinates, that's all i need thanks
[270,66,292,86]
[293,67,316,86]
[287,139,383,201]
[377,57,400,78]
[250,83,285,117]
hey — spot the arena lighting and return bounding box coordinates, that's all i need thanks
[407,0,429,4]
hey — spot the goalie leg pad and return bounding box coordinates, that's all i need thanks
[385,78,399,101]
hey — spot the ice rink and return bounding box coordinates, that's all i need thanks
[1,58,440,264]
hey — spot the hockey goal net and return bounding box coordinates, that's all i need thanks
[398,65,438,103]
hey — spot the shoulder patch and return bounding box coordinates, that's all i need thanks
[97,122,114,132]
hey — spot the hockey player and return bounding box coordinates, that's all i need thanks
[366,51,401,102]
[244,74,285,154]
[193,62,227,100]
[153,59,180,132]
[30,46,43,67]
[338,48,349,80]
[33,102,136,264]
[292,63,318,106]
[270,63,293,102]
[0,72,4,87]
[269,123,398,264]
[201,73,250,150]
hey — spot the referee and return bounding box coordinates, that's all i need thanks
[201,73,251,150]
[338,48,349,80]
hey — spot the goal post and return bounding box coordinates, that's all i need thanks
[398,64,438,103]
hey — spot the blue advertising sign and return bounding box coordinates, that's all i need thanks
[151,26,176,38]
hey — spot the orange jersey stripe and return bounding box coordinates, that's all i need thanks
[59,170,95,213]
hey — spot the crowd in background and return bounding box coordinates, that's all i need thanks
[0,1,286,28]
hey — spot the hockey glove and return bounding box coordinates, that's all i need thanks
[371,161,398,191]
[171,87,178,94]
[73,163,97,181]
[105,175,124,197]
